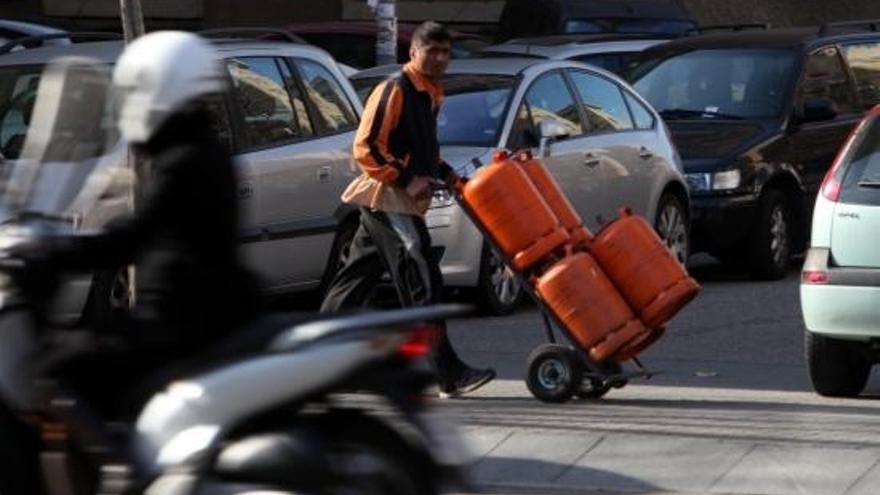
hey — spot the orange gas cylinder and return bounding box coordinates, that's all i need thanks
[536,252,648,363]
[612,326,666,362]
[515,151,582,230]
[590,209,700,329]
[462,151,569,272]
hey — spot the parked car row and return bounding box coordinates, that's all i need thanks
[0,35,364,324]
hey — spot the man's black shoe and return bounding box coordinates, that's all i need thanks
[438,367,495,399]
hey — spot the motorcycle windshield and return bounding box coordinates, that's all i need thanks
[1,56,128,224]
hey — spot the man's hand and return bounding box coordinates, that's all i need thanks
[405,176,433,200]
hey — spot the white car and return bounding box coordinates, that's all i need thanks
[801,106,880,397]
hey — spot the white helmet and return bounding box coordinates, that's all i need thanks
[112,31,225,144]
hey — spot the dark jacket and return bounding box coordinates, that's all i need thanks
[343,63,453,216]
[50,106,260,352]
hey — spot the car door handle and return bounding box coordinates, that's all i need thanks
[317,165,332,183]
[584,153,600,168]
[639,147,654,159]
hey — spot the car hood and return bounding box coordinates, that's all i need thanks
[666,120,775,170]
[439,145,495,178]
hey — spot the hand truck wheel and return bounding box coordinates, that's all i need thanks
[525,343,583,403]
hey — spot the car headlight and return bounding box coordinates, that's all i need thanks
[685,170,741,192]
[712,170,741,190]
[430,189,455,208]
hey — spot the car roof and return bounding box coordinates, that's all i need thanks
[645,26,880,53]
[351,57,548,80]
[502,33,674,46]
[285,21,483,41]
[0,38,339,67]
[481,38,666,58]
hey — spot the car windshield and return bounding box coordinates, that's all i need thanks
[564,18,696,36]
[627,49,798,119]
[437,74,515,147]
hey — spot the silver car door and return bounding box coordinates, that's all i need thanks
[227,56,344,291]
[510,70,609,232]
[567,69,651,220]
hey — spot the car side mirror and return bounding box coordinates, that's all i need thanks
[538,120,570,157]
[799,98,838,124]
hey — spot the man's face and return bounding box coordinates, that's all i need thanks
[409,39,452,79]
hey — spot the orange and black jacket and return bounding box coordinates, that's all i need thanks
[343,63,453,215]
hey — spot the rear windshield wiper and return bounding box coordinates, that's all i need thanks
[857,180,880,188]
[659,108,743,120]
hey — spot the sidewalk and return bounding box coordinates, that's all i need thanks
[462,424,880,495]
[442,381,880,495]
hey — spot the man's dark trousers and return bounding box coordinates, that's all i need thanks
[321,207,467,383]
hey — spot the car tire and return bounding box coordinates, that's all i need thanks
[805,331,871,397]
[654,192,690,265]
[0,405,45,495]
[475,242,523,316]
[84,266,131,331]
[748,189,791,280]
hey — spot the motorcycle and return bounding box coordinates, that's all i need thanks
[0,56,473,495]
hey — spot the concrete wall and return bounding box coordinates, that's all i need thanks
[3,0,880,33]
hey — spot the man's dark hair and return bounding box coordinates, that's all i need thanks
[411,21,452,47]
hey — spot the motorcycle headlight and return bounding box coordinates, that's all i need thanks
[430,189,454,209]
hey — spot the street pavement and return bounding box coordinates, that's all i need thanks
[435,256,880,495]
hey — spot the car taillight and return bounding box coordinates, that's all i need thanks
[802,270,829,284]
[398,325,438,361]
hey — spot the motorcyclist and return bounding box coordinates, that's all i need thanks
[16,31,260,412]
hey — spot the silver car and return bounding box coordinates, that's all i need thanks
[476,34,669,74]
[0,37,363,324]
[351,58,690,315]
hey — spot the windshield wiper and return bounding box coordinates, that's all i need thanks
[659,108,744,120]
[857,180,880,188]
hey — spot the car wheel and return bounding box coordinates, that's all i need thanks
[654,193,689,265]
[85,266,131,330]
[749,189,791,280]
[805,331,871,397]
[476,243,523,316]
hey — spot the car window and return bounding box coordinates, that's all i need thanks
[202,93,235,151]
[437,74,515,147]
[523,71,583,137]
[293,58,358,134]
[277,60,315,137]
[227,57,308,150]
[797,46,857,116]
[843,42,880,110]
[838,115,880,205]
[0,67,41,159]
[568,70,634,132]
[630,49,798,119]
[351,76,384,103]
[297,33,376,69]
[571,53,627,74]
[624,91,655,130]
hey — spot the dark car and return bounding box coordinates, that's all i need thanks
[625,22,880,279]
[496,0,696,42]
[286,21,488,69]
